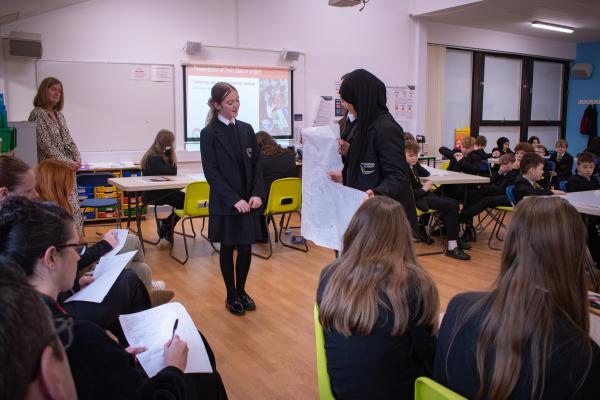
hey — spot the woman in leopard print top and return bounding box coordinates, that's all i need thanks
[28,77,83,230]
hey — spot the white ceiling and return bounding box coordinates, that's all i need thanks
[0,0,89,25]
[415,0,600,43]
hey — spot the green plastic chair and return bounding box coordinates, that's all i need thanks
[414,377,466,400]
[314,303,335,400]
[169,181,217,264]
[253,177,308,259]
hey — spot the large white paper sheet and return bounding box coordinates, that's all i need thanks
[65,251,136,303]
[301,125,365,250]
[100,229,130,259]
[422,165,449,176]
[119,302,213,377]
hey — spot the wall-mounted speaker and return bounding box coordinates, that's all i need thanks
[282,49,300,62]
[185,41,202,56]
[8,31,42,58]
[571,63,593,79]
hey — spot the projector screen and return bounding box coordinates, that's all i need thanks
[184,64,293,141]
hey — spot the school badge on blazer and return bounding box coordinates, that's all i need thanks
[246,147,253,158]
[360,162,375,175]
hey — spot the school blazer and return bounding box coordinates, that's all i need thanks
[549,152,574,181]
[200,120,265,215]
[344,112,418,227]
[567,173,600,192]
[514,175,553,203]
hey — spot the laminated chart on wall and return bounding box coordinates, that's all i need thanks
[387,86,415,132]
[301,125,366,250]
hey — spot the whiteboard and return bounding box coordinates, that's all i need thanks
[36,60,175,153]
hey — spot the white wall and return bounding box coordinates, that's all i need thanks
[0,0,578,162]
[0,0,418,161]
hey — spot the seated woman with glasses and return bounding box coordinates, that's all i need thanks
[0,156,152,344]
[0,197,227,399]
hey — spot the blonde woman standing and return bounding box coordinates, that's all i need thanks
[29,77,83,230]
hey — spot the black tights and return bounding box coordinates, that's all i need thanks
[219,244,252,300]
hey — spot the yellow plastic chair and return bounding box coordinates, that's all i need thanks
[439,160,450,170]
[414,377,466,400]
[253,177,308,259]
[314,304,335,400]
[169,181,217,264]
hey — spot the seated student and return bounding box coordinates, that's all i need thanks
[528,135,540,145]
[439,136,481,175]
[406,140,471,260]
[567,152,600,265]
[567,152,600,192]
[491,136,513,157]
[473,135,491,160]
[460,153,518,242]
[317,196,439,399]
[533,143,553,188]
[549,139,574,185]
[434,196,600,399]
[0,197,227,400]
[514,153,564,203]
[0,262,77,400]
[140,129,184,242]
[255,131,298,241]
[511,142,534,171]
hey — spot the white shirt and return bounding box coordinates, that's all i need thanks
[218,114,236,126]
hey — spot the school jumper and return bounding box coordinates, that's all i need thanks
[514,175,553,203]
[549,151,574,184]
[317,269,436,400]
[434,292,600,399]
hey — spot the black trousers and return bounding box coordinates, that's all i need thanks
[461,195,511,225]
[423,193,460,241]
[63,269,151,345]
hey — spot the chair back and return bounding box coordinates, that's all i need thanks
[414,377,466,400]
[559,180,568,192]
[182,181,210,217]
[76,172,115,187]
[265,177,302,215]
[439,160,450,171]
[546,160,556,172]
[314,304,335,400]
[506,185,516,206]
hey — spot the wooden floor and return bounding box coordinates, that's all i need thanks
[101,215,506,399]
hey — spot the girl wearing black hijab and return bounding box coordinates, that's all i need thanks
[329,69,419,232]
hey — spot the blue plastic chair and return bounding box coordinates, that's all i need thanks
[77,173,121,230]
[559,180,568,192]
[505,185,516,206]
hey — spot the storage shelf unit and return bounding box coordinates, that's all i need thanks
[77,166,147,223]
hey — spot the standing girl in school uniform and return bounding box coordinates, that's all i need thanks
[201,82,264,316]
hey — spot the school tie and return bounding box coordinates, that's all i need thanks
[533,182,542,190]
[557,154,562,163]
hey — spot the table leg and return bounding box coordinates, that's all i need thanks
[126,191,132,230]
[135,191,145,252]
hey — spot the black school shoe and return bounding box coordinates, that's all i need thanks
[225,298,245,315]
[239,294,256,311]
[445,247,471,261]
[461,226,477,242]
[458,239,472,250]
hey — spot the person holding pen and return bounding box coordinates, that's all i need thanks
[0,197,228,399]
[201,82,264,316]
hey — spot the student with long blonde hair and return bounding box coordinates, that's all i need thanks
[434,196,600,399]
[317,196,440,399]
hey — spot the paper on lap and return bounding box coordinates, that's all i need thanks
[65,251,136,303]
[101,229,131,259]
[119,302,213,377]
[301,125,365,250]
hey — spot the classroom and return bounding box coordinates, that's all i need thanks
[1,0,600,399]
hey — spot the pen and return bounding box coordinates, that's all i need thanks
[171,318,179,341]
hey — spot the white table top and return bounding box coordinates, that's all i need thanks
[420,166,490,185]
[562,190,600,216]
[108,174,206,192]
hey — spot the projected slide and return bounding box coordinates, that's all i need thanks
[185,65,291,140]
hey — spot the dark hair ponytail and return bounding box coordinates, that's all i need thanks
[0,197,73,276]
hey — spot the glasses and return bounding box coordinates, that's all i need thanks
[56,242,87,256]
[30,317,74,381]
